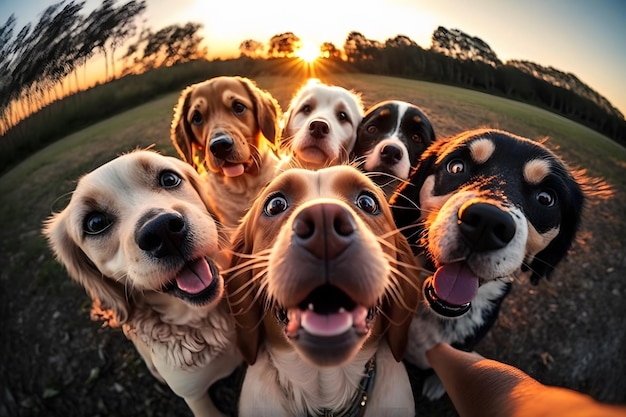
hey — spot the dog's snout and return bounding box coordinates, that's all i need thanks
[457,202,516,251]
[209,135,234,159]
[293,203,355,259]
[380,143,403,164]
[136,213,186,258]
[308,119,330,139]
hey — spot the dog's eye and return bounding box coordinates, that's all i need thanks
[536,190,557,207]
[84,212,112,235]
[232,101,247,115]
[160,171,182,188]
[447,159,465,174]
[191,110,203,125]
[264,193,288,216]
[356,192,380,215]
[411,134,423,143]
[337,111,348,122]
[301,104,312,114]
[366,125,377,134]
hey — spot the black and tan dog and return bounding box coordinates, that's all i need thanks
[352,100,435,199]
[390,129,585,399]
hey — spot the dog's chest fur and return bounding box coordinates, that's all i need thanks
[204,151,280,227]
[126,296,236,369]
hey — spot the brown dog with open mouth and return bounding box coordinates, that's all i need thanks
[171,76,282,227]
[226,165,420,417]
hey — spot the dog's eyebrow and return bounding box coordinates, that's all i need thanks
[469,138,495,164]
[524,159,551,184]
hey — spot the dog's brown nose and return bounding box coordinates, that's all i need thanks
[136,212,186,258]
[293,203,355,259]
[457,202,516,251]
[309,119,330,139]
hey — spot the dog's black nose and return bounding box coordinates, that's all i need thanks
[136,213,186,258]
[309,119,330,139]
[293,203,355,259]
[457,202,516,251]
[380,143,403,164]
[209,135,234,159]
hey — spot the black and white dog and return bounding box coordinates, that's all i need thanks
[390,129,585,399]
[351,100,435,199]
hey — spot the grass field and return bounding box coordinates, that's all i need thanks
[1,73,624,416]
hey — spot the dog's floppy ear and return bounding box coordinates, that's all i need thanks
[43,211,129,327]
[238,77,281,146]
[526,172,585,284]
[382,232,420,361]
[225,221,263,365]
[171,84,196,166]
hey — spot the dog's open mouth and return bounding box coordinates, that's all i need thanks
[276,284,375,339]
[163,257,221,305]
[424,261,478,317]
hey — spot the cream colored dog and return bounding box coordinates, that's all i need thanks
[280,79,364,170]
[43,150,241,417]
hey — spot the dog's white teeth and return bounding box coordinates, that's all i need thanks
[308,303,314,311]
[338,307,346,313]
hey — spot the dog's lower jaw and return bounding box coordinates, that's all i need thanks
[404,279,512,369]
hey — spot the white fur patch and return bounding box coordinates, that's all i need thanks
[524,158,551,184]
[469,138,495,164]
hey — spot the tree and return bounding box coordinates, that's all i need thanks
[343,31,381,62]
[239,39,264,58]
[320,42,340,59]
[431,26,502,67]
[107,0,146,79]
[125,22,206,71]
[267,32,301,58]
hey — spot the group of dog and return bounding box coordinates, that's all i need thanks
[43,76,586,417]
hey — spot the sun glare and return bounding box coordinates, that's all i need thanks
[296,44,321,63]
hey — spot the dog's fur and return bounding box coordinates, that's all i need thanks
[43,150,241,417]
[226,165,420,417]
[352,100,436,199]
[280,79,364,170]
[390,129,585,399]
[171,75,282,227]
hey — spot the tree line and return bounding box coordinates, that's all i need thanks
[2,1,624,147]
[0,0,205,135]
[239,28,625,146]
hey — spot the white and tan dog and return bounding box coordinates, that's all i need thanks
[44,150,241,417]
[226,165,420,417]
[280,79,364,170]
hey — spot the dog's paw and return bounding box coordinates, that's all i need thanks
[422,374,446,400]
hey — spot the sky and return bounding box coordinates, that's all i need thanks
[1,0,625,115]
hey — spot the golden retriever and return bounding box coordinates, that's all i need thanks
[43,150,241,417]
[226,165,420,417]
[171,75,282,227]
[280,79,364,170]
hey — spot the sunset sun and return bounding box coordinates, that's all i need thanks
[296,43,321,63]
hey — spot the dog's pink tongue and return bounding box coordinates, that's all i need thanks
[301,309,354,337]
[175,258,213,294]
[433,262,479,306]
[222,164,245,177]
